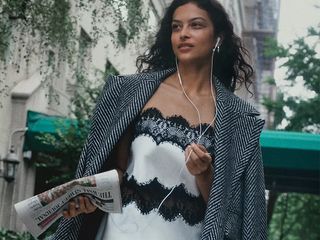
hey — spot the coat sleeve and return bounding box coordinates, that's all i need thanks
[241,143,267,240]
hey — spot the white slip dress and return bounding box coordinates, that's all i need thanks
[96,108,215,240]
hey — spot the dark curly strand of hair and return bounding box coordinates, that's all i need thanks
[136,0,254,93]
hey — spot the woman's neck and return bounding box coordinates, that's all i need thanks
[176,61,212,96]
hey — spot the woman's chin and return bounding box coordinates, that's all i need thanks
[177,55,210,66]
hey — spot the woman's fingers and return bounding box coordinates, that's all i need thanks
[84,197,97,213]
[185,144,213,176]
[62,200,76,219]
[63,196,96,219]
[196,144,208,153]
[62,209,71,219]
[190,144,211,163]
[78,196,86,213]
[69,200,78,217]
[187,148,206,170]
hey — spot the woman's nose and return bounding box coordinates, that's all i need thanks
[179,26,190,40]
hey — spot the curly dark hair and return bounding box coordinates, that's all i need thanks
[136,0,254,92]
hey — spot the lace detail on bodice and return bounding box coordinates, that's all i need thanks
[134,107,215,155]
[121,175,207,226]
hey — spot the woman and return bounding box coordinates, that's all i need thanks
[54,0,267,239]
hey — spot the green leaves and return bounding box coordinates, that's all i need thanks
[267,27,320,95]
[264,37,289,59]
[113,0,148,47]
[285,95,320,131]
[268,193,320,240]
[262,92,286,129]
[0,0,149,60]
[0,18,11,61]
[0,0,75,60]
[0,228,35,240]
[263,25,320,132]
[126,0,147,41]
[285,38,320,94]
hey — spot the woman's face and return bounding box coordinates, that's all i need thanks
[171,2,215,64]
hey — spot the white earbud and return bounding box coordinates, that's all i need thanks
[214,37,221,50]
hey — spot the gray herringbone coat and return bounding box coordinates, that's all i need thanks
[53,68,267,240]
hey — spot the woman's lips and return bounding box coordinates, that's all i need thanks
[178,43,194,52]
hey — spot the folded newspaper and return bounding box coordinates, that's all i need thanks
[14,169,122,238]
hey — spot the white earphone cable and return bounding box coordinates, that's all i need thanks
[156,43,218,212]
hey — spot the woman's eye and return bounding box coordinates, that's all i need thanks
[172,24,181,31]
[191,22,203,28]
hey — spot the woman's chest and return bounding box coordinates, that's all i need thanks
[143,82,216,126]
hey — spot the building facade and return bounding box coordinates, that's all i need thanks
[238,0,280,128]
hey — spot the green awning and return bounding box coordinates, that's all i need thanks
[261,130,320,171]
[24,110,78,152]
[260,130,320,194]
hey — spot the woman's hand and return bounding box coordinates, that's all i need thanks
[185,143,214,202]
[185,143,213,178]
[63,195,97,219]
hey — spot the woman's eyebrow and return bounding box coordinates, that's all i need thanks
[172,17,207,23]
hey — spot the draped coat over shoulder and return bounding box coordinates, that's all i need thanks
[53,69,267,240]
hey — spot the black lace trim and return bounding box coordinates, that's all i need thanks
[121,175,206,226]
[134,107,215,154]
